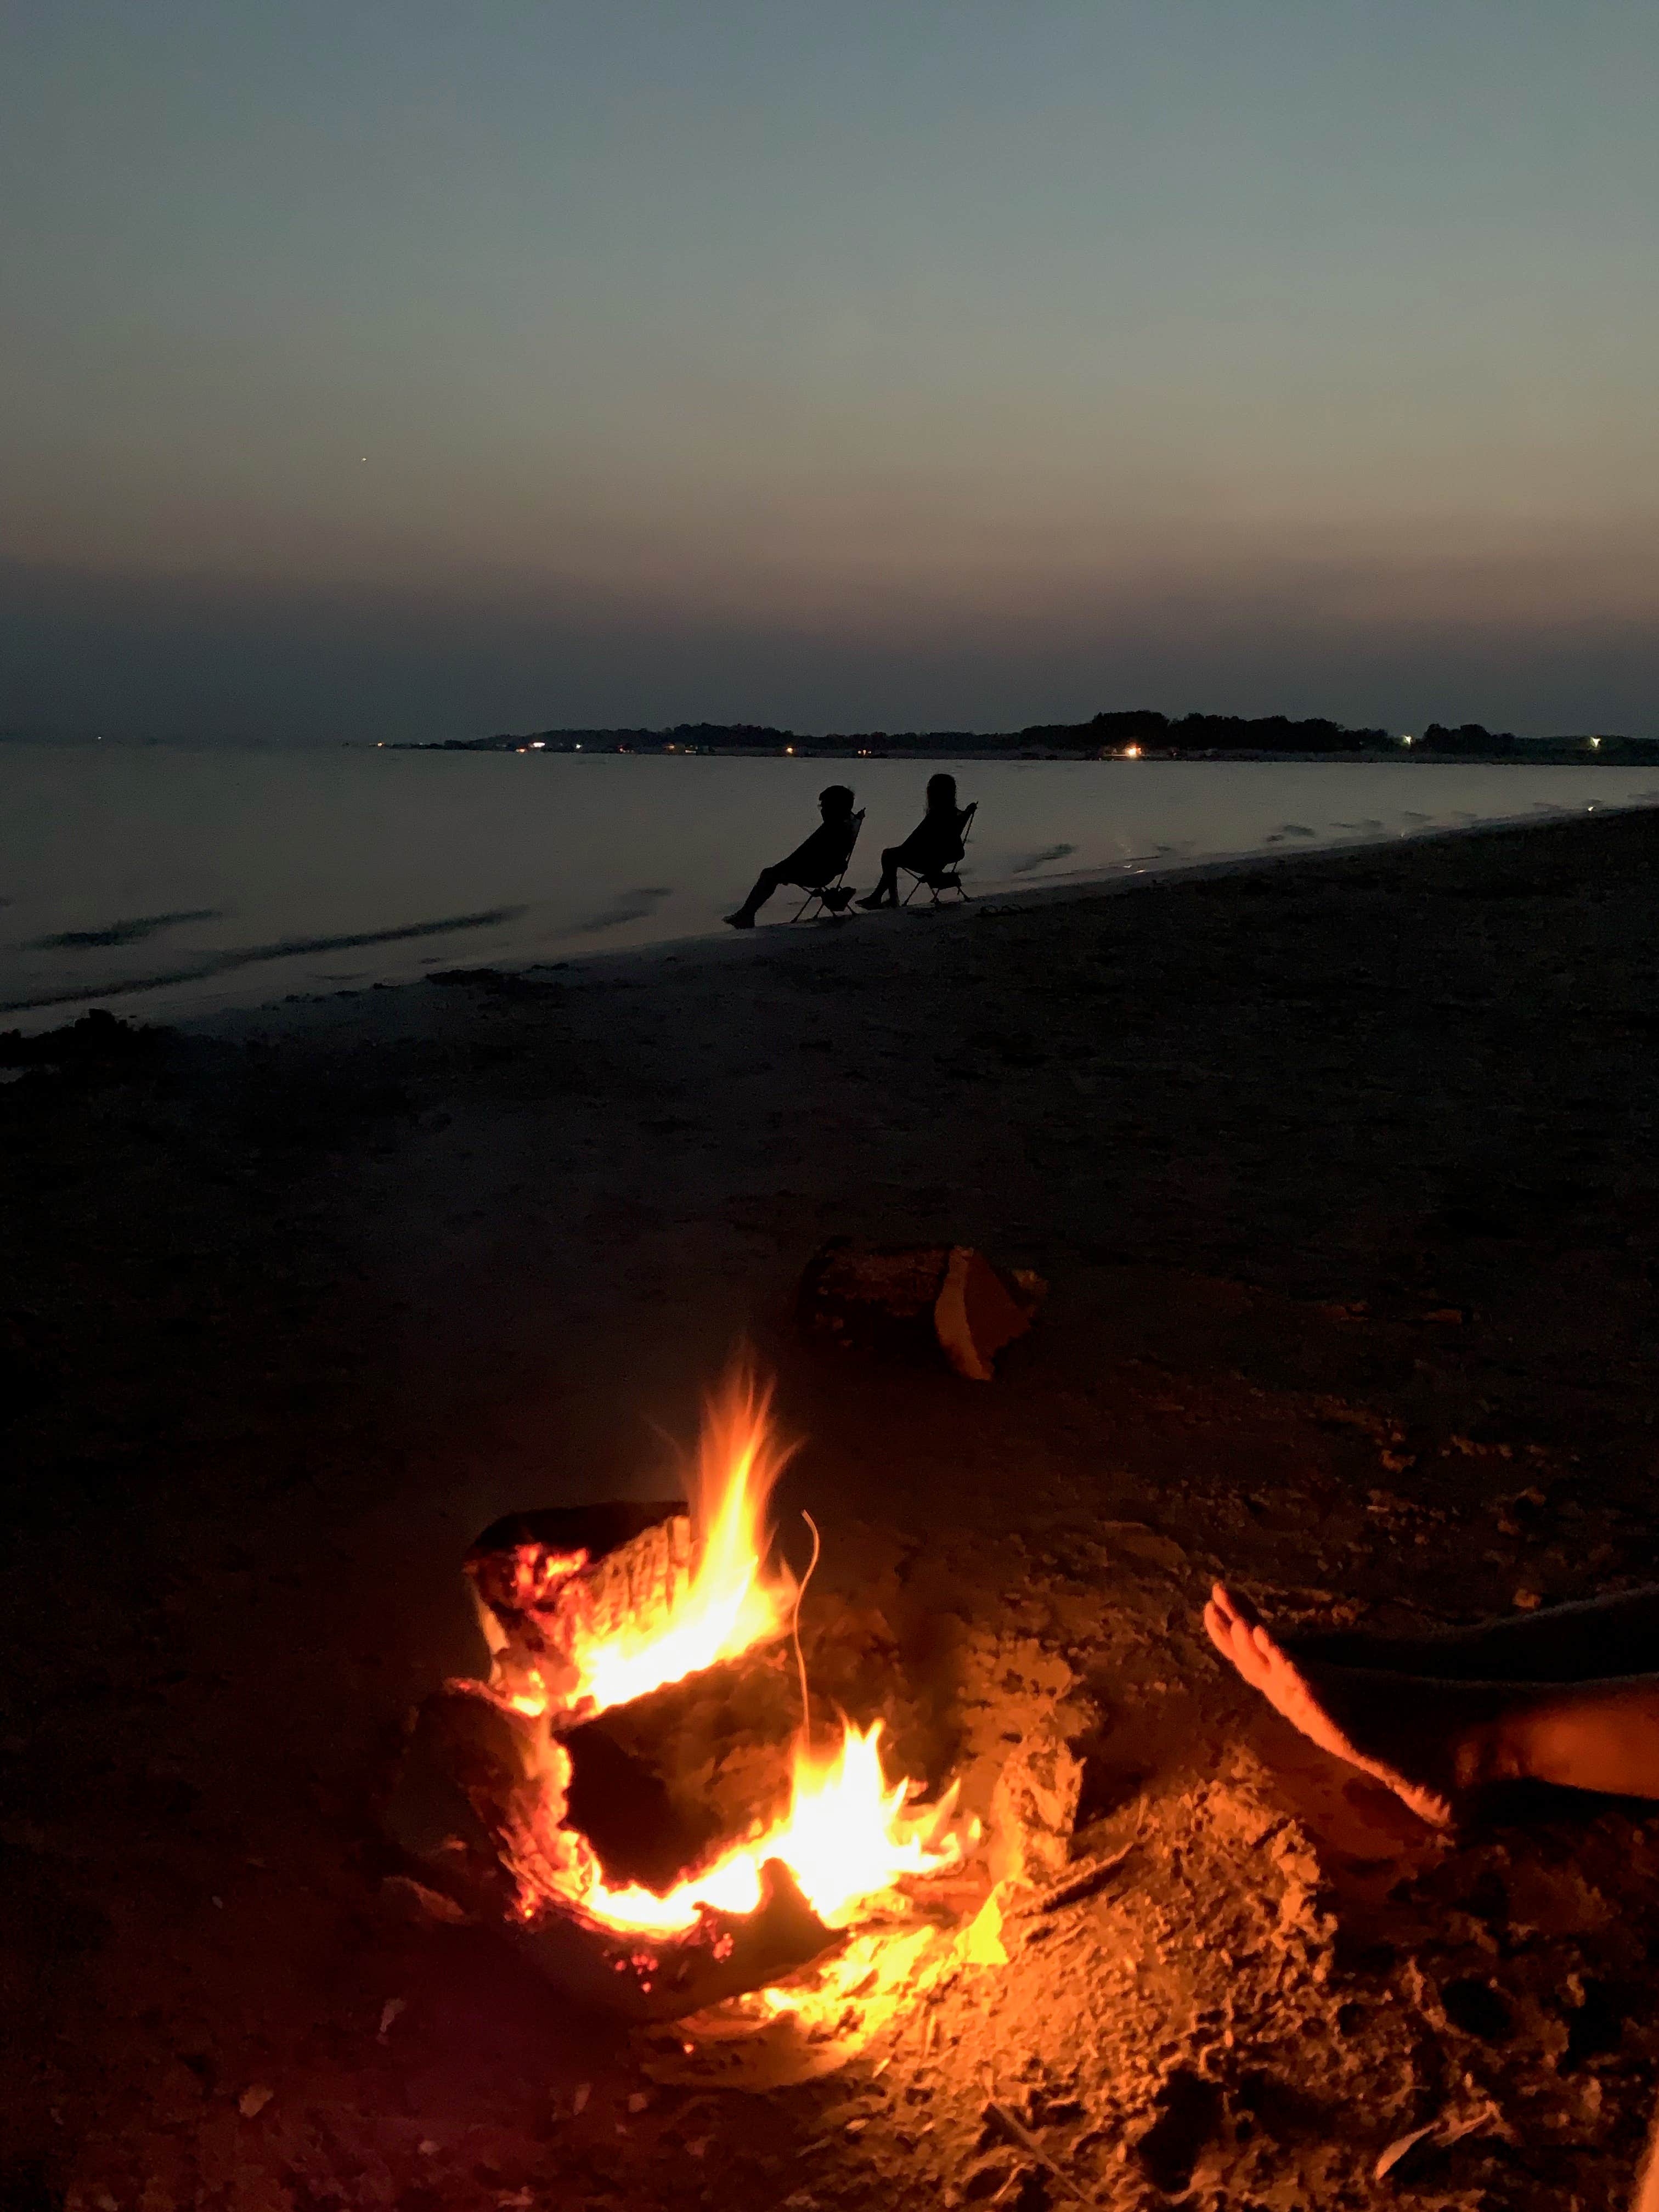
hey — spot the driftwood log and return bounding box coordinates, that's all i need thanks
[798,1239,1046,1380]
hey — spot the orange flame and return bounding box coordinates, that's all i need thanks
[583,1718,961,1934]
[571,1369,797,1712]
[506,1368,964,1937]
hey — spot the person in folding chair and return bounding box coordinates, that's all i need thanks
[857,772,974,910]
[723,784,862,928]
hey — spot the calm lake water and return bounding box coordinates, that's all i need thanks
[5,743,1656,1031]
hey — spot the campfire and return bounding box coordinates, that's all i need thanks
[387,1370,981,2032]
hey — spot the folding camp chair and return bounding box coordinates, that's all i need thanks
[900,802,977,907]
[789,809,865,922]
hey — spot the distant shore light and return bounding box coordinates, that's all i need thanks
[1401,733,1414,746]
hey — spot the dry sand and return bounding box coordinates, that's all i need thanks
[6,808,1659,2210]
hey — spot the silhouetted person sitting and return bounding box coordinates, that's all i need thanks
[857,774,969,910]
[724,785,859,928]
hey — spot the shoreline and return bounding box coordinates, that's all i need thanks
[193,788,1654,1047]
[9,804,1659,2207]
[7,787,1646,1045]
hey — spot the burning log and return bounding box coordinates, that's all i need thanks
[383,1680,552,1920]
[464,1500,696,1720]
[798,1240,1046,1381]
[562,1646,802,1889]
[514,1853,836,2023]
[384,1681,839,2020]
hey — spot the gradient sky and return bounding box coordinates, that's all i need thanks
[4,1,1656,740]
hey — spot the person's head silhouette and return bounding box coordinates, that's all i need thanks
[926,773,958,813]
[819,785,856,821]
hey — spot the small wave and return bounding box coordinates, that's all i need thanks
[574,887,674,934]
[1011,844,1077,875]
[1,906,527,1013]
[27,907,224,951]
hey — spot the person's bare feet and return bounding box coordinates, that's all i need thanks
[1204,1582,1455,1826]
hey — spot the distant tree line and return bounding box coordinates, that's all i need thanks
[1020,709,1390,753]
[439,710,1393,753]
[447,721,801,750]
[1416,721,1519,755]
[423,710,1651,759]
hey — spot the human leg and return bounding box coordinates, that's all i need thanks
[857,849,901,908]
[1488,1678,1659,1799]
[1205,1585,1474,1823]
[1206,1582,1659,1822]
[725,866,784,927]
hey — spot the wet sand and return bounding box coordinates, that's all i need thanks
[7,808,1659,2209]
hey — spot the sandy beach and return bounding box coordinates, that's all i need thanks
[8,806,1659,2210]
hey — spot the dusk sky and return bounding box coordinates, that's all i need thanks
[4,1,1656,741]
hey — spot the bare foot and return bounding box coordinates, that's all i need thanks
[723,911,755,929]
[1204,1582,1455,1826]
